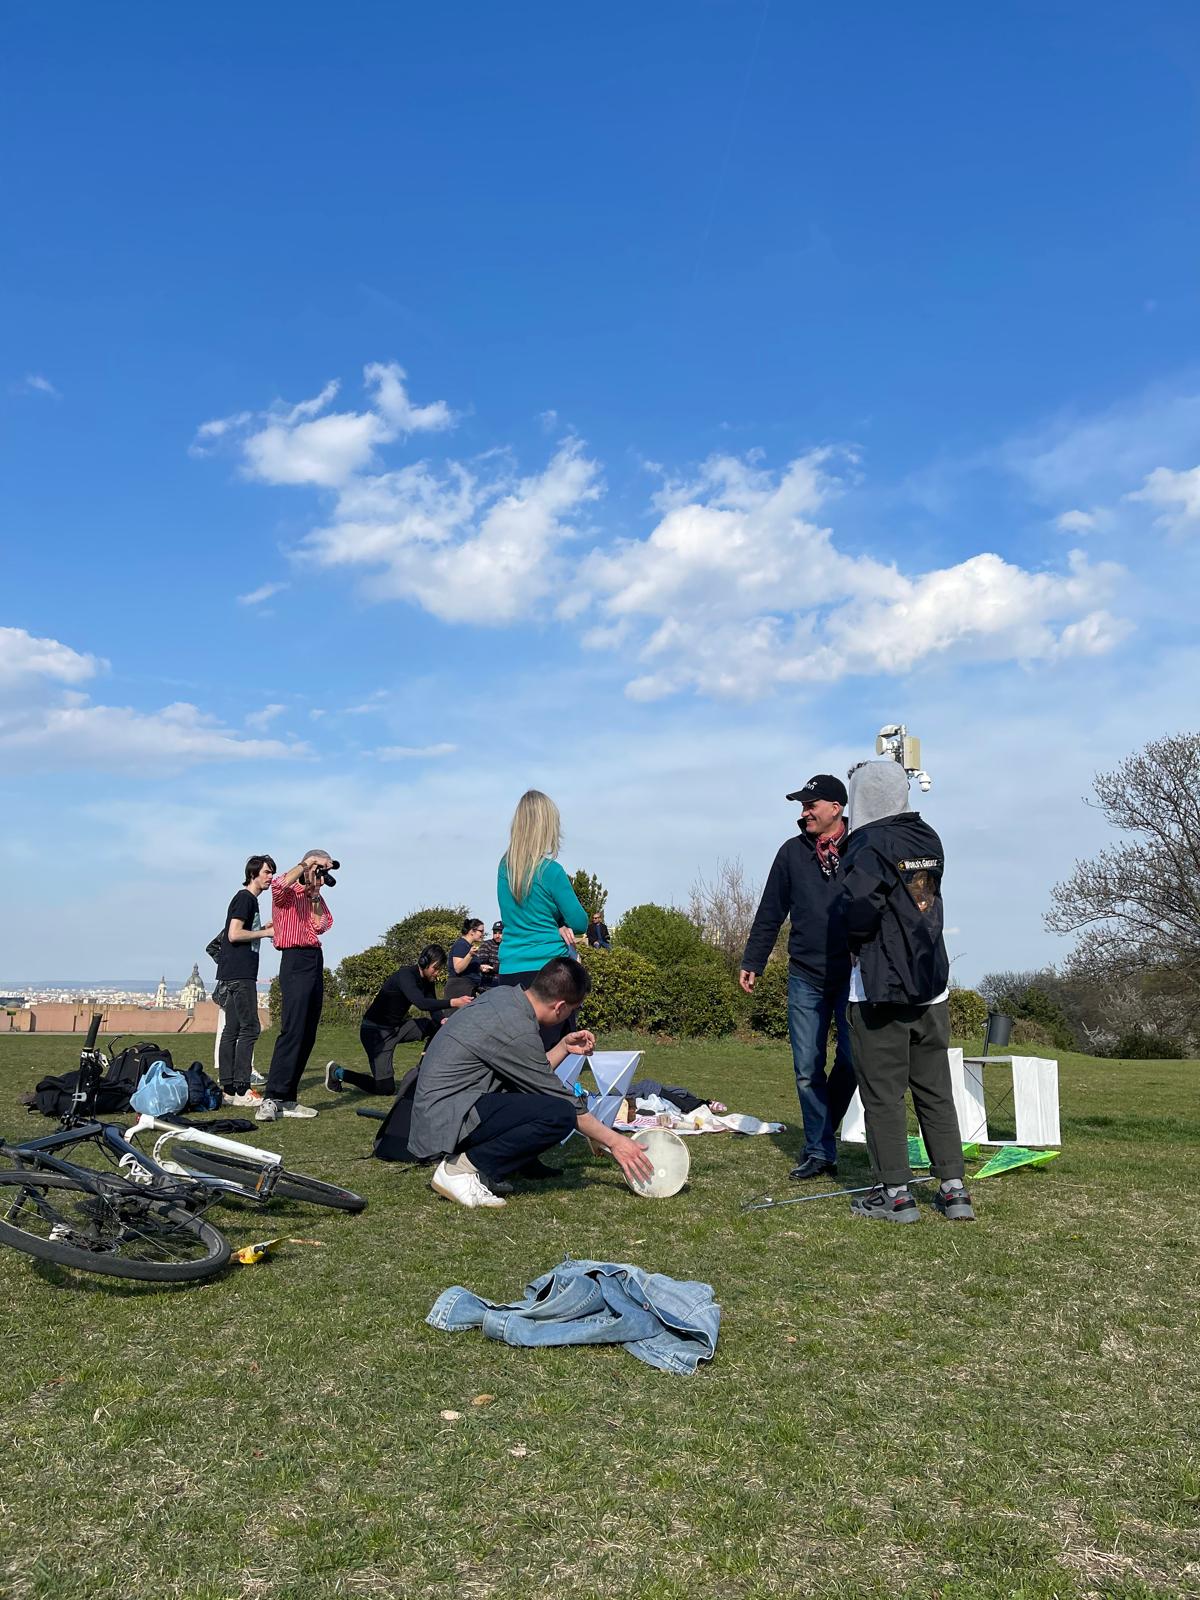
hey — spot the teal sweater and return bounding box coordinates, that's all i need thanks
[496,857,589,973]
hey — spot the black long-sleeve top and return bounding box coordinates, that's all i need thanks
[741,827,850,992]
[363,965,454,1030]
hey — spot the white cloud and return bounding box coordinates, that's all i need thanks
[0,701,306,767]
[237,581,289,606]
[16,374,61,399]
[1055,509,1098,534]
[192,363,455,488]
[245,703,287,731]
[574,454,1126,700]
[0,624,306,769]
[302,438,602,624]
[376,742,458,760]
[0,626,101,687]
[1127,464,1200,535]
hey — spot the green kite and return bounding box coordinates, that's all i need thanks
[908,1137,979,1167]
[971,1146,1059,1180]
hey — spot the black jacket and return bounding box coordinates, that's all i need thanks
[741,826,850,990]
[363,965,453,1031]
[838,812,949,1004]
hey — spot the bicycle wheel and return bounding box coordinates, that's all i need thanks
[172,1146,368,1213]
[0,1170,230,1282]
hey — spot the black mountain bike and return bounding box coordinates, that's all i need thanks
[0,1016,365,1283]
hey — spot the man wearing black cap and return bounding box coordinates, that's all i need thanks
[476,922,504,989]
[739,774,856,1180]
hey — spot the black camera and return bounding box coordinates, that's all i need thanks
[312,858,340,887]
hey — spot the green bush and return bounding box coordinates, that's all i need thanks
[577,945,664,1034]
[1009,1016,1055,1048]
[654,960,737,1038]
[746,961,790,1040]
[336,944,395,1005]
[614,903,707,968]
[948,987,989,1041]
[1109,1029,1186,1060]
[383,907,468,965]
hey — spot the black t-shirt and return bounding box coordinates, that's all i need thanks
[217,888,262,981]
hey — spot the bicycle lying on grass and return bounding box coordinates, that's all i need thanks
[0,1016,366,1283]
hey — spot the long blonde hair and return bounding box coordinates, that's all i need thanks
[505,789,562,903]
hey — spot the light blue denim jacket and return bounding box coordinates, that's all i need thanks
[427,1257,720,1376]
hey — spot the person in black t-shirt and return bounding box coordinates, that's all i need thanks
[325,944,474,1096]
[214,854,276,1103]
[444,918,494,1002]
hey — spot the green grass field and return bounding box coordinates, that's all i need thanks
[0,1026,1197,1600]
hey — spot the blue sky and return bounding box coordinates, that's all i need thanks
[3,1,1199,984]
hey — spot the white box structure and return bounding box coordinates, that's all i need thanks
[555,1050,643,1131]
[839,1049,1060,1148]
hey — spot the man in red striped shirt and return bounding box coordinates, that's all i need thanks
[257,849,336,1122]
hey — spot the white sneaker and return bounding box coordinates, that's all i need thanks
[255,1098,282,1122]
[225,1089,263,1107]
[250,1068,266,1086]
[280,1100,318,1119]
[430,1159,506,1208]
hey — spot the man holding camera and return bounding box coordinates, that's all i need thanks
[258,850,338,1123]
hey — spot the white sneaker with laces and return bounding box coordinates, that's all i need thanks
[430,1159,506,1208]
[225,1090,263,1108]
[280,1100,318,1119]
[255,1098,282,1123]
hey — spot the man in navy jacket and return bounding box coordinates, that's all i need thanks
[740,774,856,1180]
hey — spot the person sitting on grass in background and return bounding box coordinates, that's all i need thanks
[408,956,655,1208]
[474,921,504,988]
[839,760,974,1224]
[444,917,493,1002]
[326,943,472,1097]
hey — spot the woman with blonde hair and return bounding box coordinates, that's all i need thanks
[496,789,590,1049]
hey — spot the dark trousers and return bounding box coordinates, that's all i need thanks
[848,999,965,1186]
[216,978,261,1091]
[495,969,576,1050]
[340,1016,435,1095]
[461,1091,577,1182]
[265,947,324,1104]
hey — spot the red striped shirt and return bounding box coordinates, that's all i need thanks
[271,876,333,949]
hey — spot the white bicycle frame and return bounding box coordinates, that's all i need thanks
[123,1113,284,1201]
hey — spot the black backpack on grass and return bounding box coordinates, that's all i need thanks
[24,1041,174,1120]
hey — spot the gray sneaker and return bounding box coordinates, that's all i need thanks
[280,1100,318,1119]
[255,1097,282,1122]
[850,1185,920,1223]
[250,1068,266,1086]
[933,1184,976,1222]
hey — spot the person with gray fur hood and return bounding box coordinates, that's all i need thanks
[838,761,975,1224]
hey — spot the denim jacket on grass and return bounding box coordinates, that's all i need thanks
[426,1257,720,1376]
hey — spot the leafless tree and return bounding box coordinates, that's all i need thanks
[687,857,761,972]
[1046,731,1200,1030]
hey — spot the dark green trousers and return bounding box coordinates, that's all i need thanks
[848,1000,965,1185]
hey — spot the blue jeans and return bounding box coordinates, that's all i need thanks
[427,1258,721,1375]
[787,973,856,1163]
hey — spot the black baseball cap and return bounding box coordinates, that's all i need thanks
[492,921,504,933]
[786,773,848,805]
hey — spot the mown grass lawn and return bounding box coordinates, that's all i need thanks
[0,1025,1197,1600]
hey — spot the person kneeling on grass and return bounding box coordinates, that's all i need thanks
[325,944,472,1097]
[406,956,655,1208]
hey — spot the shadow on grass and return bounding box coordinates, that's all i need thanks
[27,1256,225,1296]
